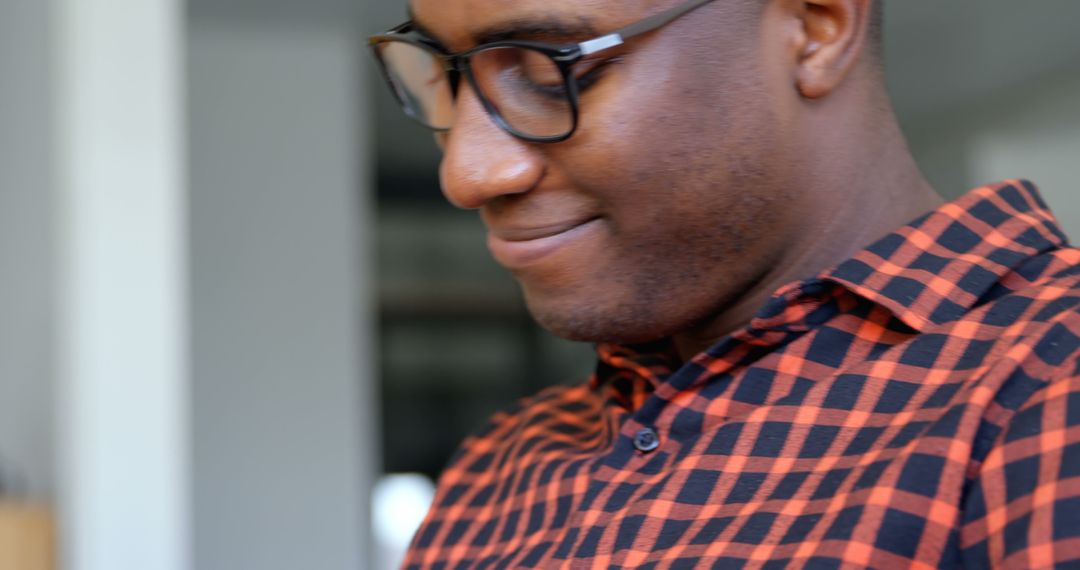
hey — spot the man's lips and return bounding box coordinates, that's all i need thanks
[486,217,602,268]
[488,216,600,242]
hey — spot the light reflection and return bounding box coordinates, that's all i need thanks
[372,473,436,570]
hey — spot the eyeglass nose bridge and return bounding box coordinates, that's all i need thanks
[438,53,462,73]
[437,53,468,98]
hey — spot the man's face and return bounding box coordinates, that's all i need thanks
[413,0,807,344]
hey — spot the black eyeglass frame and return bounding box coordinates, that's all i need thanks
[368,0,719,143]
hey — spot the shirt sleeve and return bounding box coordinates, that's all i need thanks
[960,371,1080,569]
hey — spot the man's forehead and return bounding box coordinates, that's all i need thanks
[409,0,658,47]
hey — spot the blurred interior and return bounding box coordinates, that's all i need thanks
[1,0,1079,568]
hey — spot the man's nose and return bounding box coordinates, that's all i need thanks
[438,83,544,210]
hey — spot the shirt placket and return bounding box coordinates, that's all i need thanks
[553,285,837,564]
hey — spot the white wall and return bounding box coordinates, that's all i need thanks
[3,3,193,569]
[903,68,1080,231]
[1,2,375,569]
[188,19,374,570]
[0,0,57,501]
[969,74,1080,236]
[52,0,190,568]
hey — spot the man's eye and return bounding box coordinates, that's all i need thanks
[517,51,562,86]
[522,67,562,86]
[572,57,617,90]
[573,64,608,92]
[475,48,615,99]
[516,55,609,88]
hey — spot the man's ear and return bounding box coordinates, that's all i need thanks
[791,0,874,99]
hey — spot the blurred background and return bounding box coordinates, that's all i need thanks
[0,0,1078,568]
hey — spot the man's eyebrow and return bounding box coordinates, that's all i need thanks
[470,18,601,45]
[406,5,448,46]
[406,6,601,49]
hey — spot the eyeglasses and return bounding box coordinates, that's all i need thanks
[368,0,719,143]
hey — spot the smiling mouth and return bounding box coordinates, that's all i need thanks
[486,217,602,268]
[490,217,601,242]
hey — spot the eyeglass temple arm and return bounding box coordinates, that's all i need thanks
[578,0,718,55]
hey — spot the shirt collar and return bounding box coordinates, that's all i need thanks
[594,180,1069,392]
[819,179,1066,331]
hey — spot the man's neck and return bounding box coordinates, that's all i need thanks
[671,102,942,362]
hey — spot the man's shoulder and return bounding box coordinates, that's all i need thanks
[976,245,1080,337]
[940,245,1080,409]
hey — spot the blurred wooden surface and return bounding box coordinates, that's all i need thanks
[0,503,55,570]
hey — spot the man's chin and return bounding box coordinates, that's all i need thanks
[524,300,673,345]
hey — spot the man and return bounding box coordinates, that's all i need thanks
[370,0,1080,567]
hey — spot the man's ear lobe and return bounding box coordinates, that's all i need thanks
[793,0,873,99]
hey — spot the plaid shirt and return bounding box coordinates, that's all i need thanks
[405,180,1080,569]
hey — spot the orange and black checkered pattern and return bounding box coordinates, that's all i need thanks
[404,181,1080,569]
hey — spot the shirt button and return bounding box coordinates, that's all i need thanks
[633,427,660,453]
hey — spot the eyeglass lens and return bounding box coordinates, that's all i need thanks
[376,41,575,139]
[376,41,456,129]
